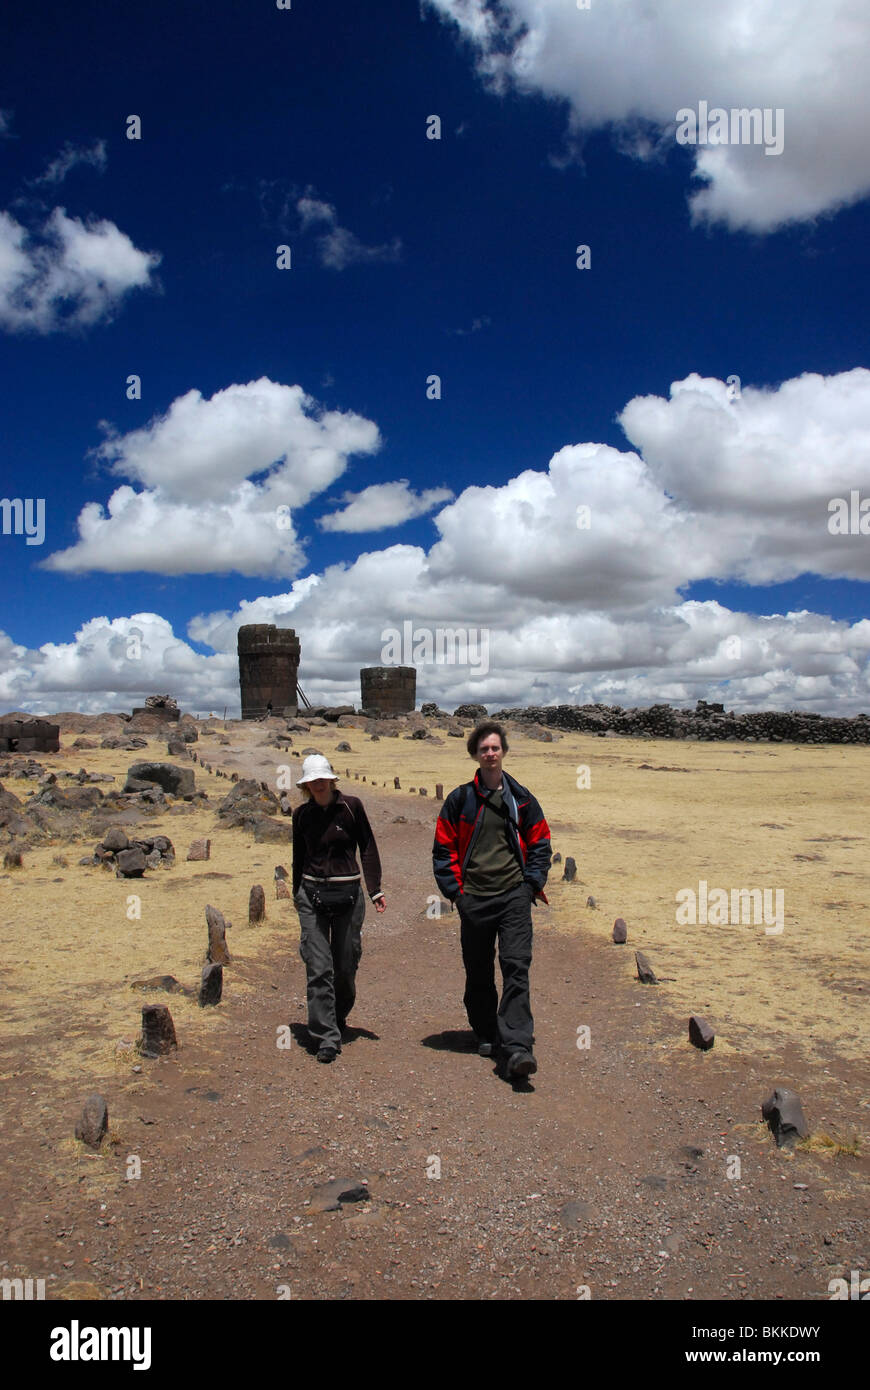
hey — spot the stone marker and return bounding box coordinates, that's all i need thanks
[419,787,427,796]
[435,783,443,800]
[612,917,627,943]
[249,884,266,924]
[552,852,562,864]
[586,895,597,908]
[75,1094,108,1149]
[336,741,351,752]
[206,904,231,964]
[138,1004,178,1057]
[563,857,577,882]
[3,849,23,869]
[394,777,400,789]
[689,1015,715,1050]
[761,1088,810,1147]
[187,838,210,861]
[275,864,288,879]
[276,878,291,899]
[199,963,223,1006]
[635,950,658,984]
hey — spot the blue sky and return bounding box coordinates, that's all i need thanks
[1,0,869,715]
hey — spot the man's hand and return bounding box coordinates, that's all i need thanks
[374,895,387,914]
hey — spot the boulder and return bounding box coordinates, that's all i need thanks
[124,762,195,798]
[116,846,147,877]
[217,779,279,822]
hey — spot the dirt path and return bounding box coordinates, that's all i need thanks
[2,748,866,1303]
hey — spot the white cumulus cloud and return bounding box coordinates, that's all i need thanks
[0,205,159,333]
[319,481,454,532]
[43,379,382,576]
[427,0,870,231]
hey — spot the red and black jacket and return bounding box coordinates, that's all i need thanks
[432,769,552,904]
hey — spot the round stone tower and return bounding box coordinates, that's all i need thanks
[238,625,300,719]
[360,666,416,716]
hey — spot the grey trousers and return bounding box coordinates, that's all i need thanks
[295,882,365,1050]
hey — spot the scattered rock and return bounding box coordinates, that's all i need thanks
[186,838,211,861]
[586,895,597,909]
[612,917,627,943]
[276,878,291,899]
[130,975,188,995]
[563,857,577,882]
[102,827,130,853]
[115,846,147,878]
[336,741,352,752]
[309,1177,370,1212]
[124,761,195,798]
[249,884,266,924]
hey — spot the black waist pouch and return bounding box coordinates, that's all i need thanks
[307,881,360,916]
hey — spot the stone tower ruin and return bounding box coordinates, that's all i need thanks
[360,666,416,716]
[238,625,300,719]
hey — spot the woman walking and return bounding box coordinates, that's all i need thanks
[292,754,386,1062]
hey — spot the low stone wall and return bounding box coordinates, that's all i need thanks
[487,700,870,745]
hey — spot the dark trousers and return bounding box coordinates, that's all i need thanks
[458,884,534,1054]
[295,883,364,1049]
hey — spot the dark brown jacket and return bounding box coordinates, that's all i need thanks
[292,791,382,900]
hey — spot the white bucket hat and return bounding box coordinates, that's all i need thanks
[296,754,339,785]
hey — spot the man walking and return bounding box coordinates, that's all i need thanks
[433,722,551,1079]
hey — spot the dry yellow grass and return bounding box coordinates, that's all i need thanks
[1,721,868,1092]
[277,721,870,1066]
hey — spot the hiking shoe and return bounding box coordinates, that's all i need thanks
[316,1046,338,1064]
[507,1050,537,1078]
